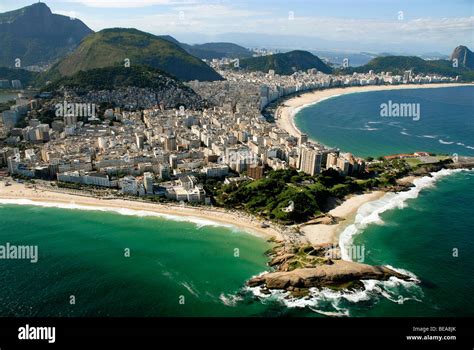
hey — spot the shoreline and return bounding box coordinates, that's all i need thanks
[272,82,473,247]
[276,83,473,141]
[298,190,386,246]
[0,180,392,248]
[0,181,283,241]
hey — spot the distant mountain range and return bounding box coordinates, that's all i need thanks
[158,37,253,60]
[346,48,474,81]
[0,3,92,68]
[0,3,472,87]
[46,28,223,82]
[239,50,333,75]
[184,42,253,60]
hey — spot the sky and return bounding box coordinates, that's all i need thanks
[0,0,473,54]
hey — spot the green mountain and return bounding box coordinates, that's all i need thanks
[48,28,223,82]
[47,65,205,110]
[239,50,333,75]
[450,45,474,70]
[347,54,474,81]
[0,3,92,68]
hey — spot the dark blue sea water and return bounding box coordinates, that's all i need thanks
[295,86,474,158]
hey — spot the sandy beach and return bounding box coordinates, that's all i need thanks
[2,84,461,249]
[0,180,392,247]
[276,83,473,140]
[271,83,472,245]
[0,181,284,241]
[299,191,386,246]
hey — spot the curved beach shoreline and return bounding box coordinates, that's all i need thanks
[1,84,470,250]
[0,180,389,247]
[275,82,473,246]
[0,181,283,241]
[276,83,473,140]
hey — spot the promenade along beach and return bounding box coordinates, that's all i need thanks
[0,181,282,241]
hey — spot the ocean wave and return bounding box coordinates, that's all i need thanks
[419,134,437,139]
[0,198,238,231]
[219,293,243,307]
[439,139,454,145]
[246,166,469,316]
[291,94,343,119]
[339,168,467,260]
[400,131,411,136]
[246,274,423,317]
[247,169,469,315]
[181,281,200,298]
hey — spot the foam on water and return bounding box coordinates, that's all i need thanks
[246,273,423,317]
[219,293,243,307]
[247,169,470,316]
[0,198,239,231]
[339,168,468,260]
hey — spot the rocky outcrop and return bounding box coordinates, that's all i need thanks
[248,260,411,290]
[248,242,413,296]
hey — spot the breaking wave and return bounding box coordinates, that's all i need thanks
[0,198,240,232]
[248,168,469,316]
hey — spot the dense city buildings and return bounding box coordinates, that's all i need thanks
[0,67,458,202]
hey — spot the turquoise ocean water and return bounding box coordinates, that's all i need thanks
[0,86,472,317]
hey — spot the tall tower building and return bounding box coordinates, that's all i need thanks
[299,146,322,176]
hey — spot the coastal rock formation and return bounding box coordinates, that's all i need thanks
[249,242,412,296]
[248,260,411,290]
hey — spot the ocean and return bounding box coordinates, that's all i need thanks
[0,86,473,317]
[0,203,273,317]
[295,86,474,158]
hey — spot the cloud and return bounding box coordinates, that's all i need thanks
[50,2,473,52]
[63,0,192,8]
[172,4,265,19]
[244,15,474,47]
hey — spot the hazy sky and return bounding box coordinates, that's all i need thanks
[1,0,473,53]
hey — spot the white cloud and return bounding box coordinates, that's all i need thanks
[63,0,192,8]
[172,4,265,19]
[51,2,473,52]
[245,15,474,46]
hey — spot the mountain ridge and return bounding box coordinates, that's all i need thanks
[0,2,93,67]
[47,28,223,82]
